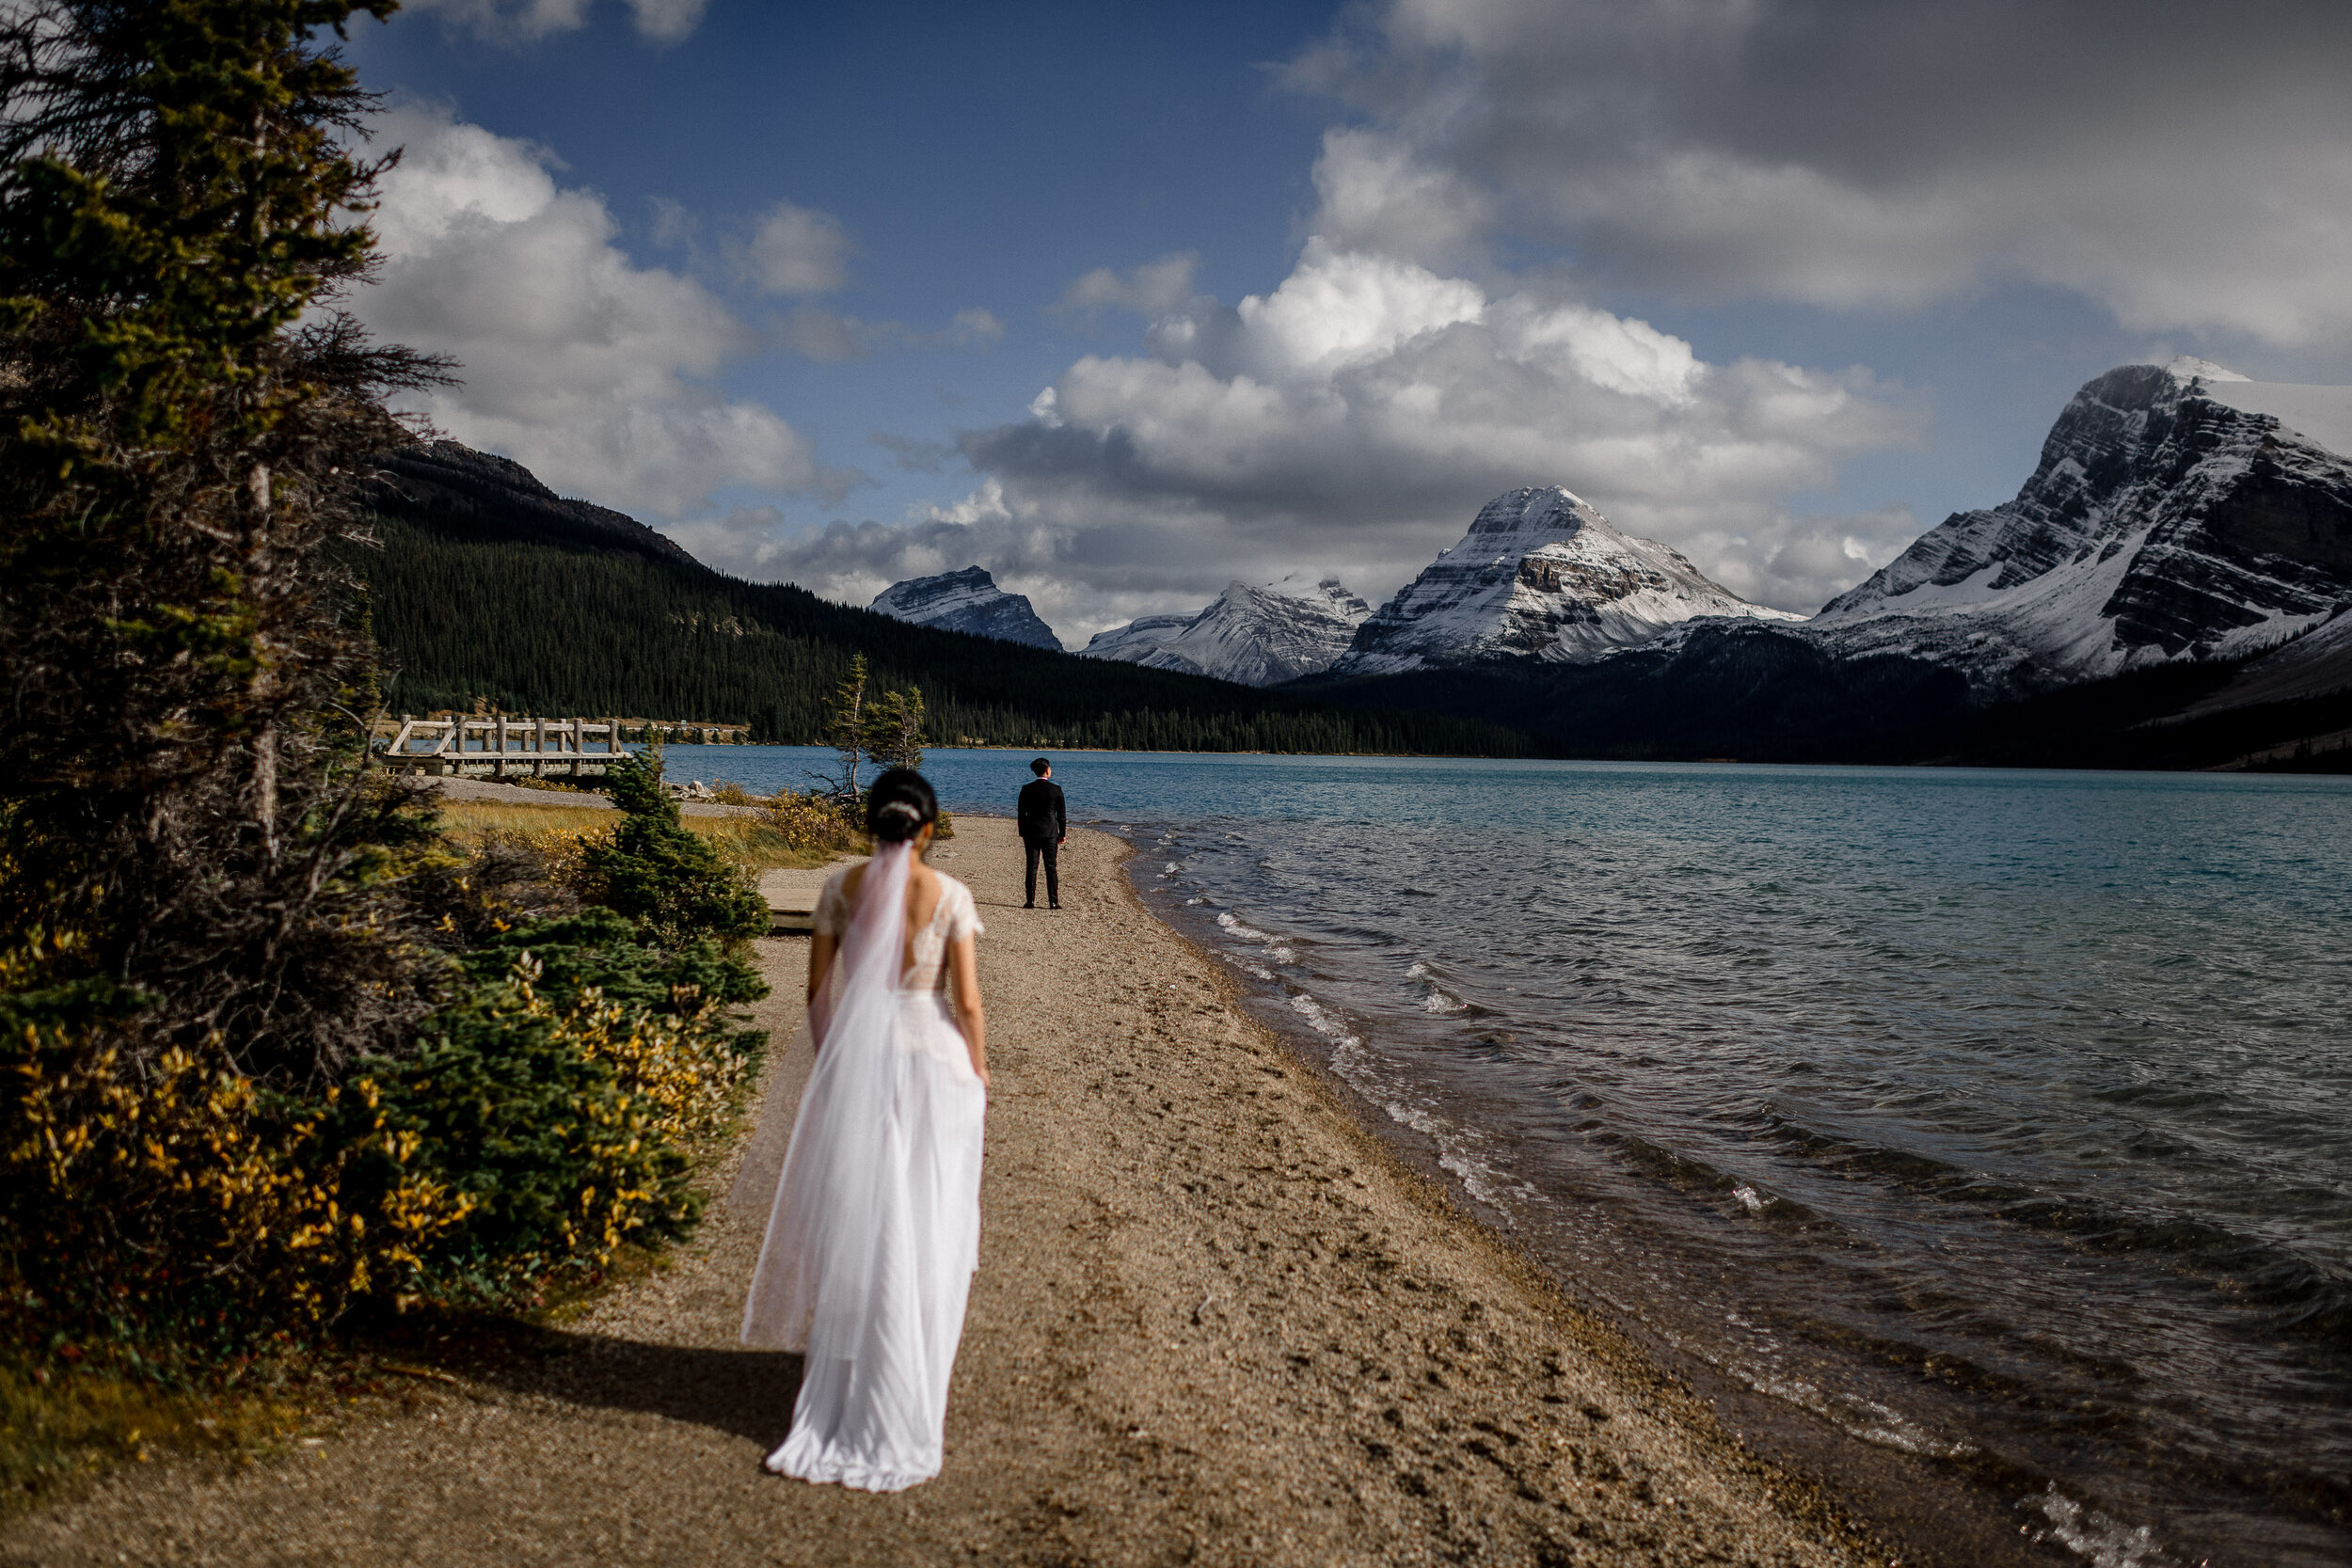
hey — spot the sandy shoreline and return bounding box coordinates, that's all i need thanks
[1,818,1901,1566]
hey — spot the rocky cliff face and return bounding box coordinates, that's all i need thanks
[1080,575,1372,686]
[1334,487,1801,675]
[868,566,1062,650]
[1811,361,2352,695]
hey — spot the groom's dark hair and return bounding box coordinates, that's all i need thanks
[1029,757,1050,776]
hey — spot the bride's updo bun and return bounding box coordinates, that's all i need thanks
[866,768,939,844]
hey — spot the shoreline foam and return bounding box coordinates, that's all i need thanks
[1120,821,2089,1568]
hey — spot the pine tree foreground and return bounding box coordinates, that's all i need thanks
[0,0,449,1083]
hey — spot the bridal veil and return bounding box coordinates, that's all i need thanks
[739,840,989,1491]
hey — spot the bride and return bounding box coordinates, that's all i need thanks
[740,768,990,1491]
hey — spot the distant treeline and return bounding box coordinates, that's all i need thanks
[352,515,1554,758]
[1311,632,2352,773]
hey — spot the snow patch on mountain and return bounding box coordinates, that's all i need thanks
[1080,575,1372,686]
[868,566,1062,650]
[1334,487,1802,675]
[1810,362,2352,694]
[1081,614,1193,663]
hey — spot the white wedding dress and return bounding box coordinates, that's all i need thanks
[739,845,989,1490]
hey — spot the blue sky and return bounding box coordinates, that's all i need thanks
[343,0,2352,641]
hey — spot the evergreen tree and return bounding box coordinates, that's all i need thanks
[863,683,925,774]
[581,744,770,948]
[0,0,449,1082]
[818,653,868,801]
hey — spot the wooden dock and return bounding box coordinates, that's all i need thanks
[759,863,857,936]
[373,716,751,779]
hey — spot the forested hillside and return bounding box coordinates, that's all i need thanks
[354,506,1551,757]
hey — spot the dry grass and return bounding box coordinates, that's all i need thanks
[0,1357,302,1513]
[685,815,840,873]
[434,800,619,839]
[433,799,836,873]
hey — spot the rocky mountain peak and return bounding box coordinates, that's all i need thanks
[1334,486,1799,675]
[1810,363,2352,693]
[869,566,1063,650]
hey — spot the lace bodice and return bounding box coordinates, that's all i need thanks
[813,866,983,991]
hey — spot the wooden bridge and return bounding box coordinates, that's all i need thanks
[373,716,751,779]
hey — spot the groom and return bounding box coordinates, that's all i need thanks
[1017,756,1066,910]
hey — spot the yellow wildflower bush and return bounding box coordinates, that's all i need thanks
[0,1008,473,1337]
[758,789,866,855]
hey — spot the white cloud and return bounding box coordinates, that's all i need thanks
[673,492,1086,636]
[400,0,588,42]
[738,200,851,296]
[622,0,707,42]
[951,240,1923,618]
[1287,0,2352,345]
[354,103,842,518]
[950,308,1005,344]
[1054,253,1208,321]
[402,0,706,43]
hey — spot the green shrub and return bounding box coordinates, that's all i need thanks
[368,919,764,1303]
[583,748,770,946]
[456,906,765,1029]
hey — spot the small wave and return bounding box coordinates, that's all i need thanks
[1732,1184,1770,1214]
[1288,991,1348,1037]
[1736,1369,1979,1461]
[1756,1114,2352,1339]
[1439,1149,1544,1214]
[2028,1485,2177,1568]
[1406,958,1472,1013]
[1216,912,1274,943]
[1282,991,1543,1216]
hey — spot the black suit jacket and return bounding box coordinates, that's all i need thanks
[1016,778,1066,843]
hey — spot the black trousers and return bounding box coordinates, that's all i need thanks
[1024,838,1059,906]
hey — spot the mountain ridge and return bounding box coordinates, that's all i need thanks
[353,443,1552,757]
[372,441,697,568]
[1081,575,1372,686]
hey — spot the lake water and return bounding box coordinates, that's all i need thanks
[667,746,2352,1567]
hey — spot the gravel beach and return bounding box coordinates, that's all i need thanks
[0,817,1895,1567]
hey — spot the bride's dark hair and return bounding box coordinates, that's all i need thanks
[865,768,939,844]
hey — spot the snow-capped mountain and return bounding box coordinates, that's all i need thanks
[868,566,1062,650]
[1333,487,1802,675]
[1810,359,2352,695]
[1081,613,1194,663]
[1080,575,1373,686]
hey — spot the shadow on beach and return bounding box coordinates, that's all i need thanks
[418,1320,804,1449]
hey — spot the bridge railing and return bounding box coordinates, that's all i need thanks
[373,716,750,777]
